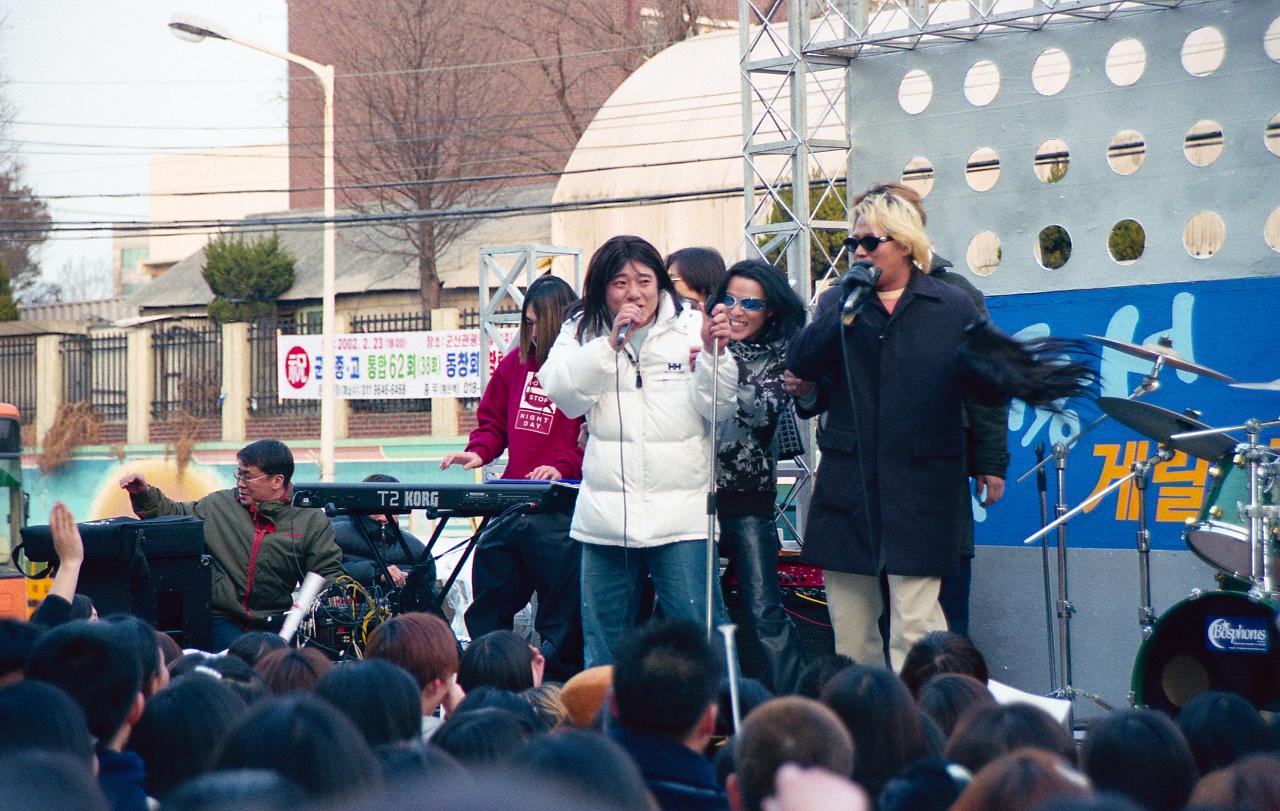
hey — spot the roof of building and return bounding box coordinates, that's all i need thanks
[128,182,554,311]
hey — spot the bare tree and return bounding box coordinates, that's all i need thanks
[304,0,517,310]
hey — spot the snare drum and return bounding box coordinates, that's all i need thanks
[1184,449,1277,579]
[1131,589,1280,715]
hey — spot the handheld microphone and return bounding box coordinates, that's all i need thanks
[615,321,636,351]
[841,261,882,327]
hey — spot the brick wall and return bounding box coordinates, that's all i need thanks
[99,423,127,446]
[348,412,433,439]
[247,415,322,441]
[149,418,222,445]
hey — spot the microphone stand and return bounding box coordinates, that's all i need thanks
[706,336,721,640]
[1034,443,1057,692]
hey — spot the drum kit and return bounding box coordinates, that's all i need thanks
[1016,335,1279,722]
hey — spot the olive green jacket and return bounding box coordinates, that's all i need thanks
[130,485,342,625]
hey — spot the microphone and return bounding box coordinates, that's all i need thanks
[841,261,882,327]
[615,321,636,351]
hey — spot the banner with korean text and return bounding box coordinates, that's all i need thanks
[277,329,517,400]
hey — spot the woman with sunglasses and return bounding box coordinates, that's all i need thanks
[702,259,808,692]
[784,185,1092,672]
[539,235,738,667]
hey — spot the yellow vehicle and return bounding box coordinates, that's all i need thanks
[0,404,31,618]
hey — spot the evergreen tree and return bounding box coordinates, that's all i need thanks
[0,259,18,321]
[201,233,297,323]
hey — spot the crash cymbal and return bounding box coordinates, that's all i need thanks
[1230,379,1280,392]
[1084,335,1236,383]
[1098,397,1237,460]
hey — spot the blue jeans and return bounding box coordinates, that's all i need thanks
[580,539,731,667]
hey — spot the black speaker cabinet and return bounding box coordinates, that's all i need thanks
[20,516,211,650]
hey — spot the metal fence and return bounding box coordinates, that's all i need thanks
[151,321,222,420]
[0,336,37,424]
[249,314,320,419]
[60,332,128,423]
[349,311,431,414]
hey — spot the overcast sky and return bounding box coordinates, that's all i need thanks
[2,0,288,296]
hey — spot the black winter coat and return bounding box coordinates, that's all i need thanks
[786,270,983,577]
[331,514,434,588]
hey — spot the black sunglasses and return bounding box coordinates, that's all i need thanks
[718,293,767,312]
[844,234,894,253]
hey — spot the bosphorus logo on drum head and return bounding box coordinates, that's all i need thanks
[1206,617,1269,654]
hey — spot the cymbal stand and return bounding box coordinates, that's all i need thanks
[1132,446,1174,638]
[1017,357,1164,725]
[1241,421,1273,594]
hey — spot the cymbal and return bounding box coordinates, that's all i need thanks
[1098,397,1237,460]
[1230,379,1280,392]
[1084,335,1236,383]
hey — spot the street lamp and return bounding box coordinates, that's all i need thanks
[169,12,338,482]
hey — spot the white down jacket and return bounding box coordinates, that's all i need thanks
[540,293,738,548]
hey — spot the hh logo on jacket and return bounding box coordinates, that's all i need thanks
[515,372,557,435]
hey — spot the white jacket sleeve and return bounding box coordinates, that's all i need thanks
[539,320,618,419]
[690,346,740,420]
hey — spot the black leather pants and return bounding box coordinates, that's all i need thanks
[720,514,805,693]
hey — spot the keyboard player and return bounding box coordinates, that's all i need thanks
[439,275,584,680]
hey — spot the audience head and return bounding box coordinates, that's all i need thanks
[522,683,569,730]
[900,631,989,697]
[951,749,1091,811]
[1187,752,1280,811]
[879,758,970,811]
[226,631,289,667]
[365,612,460,711]
[212,694,381,801]
[794,653,855,699]
[1176,690,1276,775]
[155,630,182,667]
[254,646,332,695]
[1081,708,1196,811]
[560,665,613,727]
[25,620,143,743]
[917,673,996,738]
[458,630,539,693]
[0,680,95,767]
[820,663,928,797]
[945,703,1077,774]
[613,619,722,744]
[520,273,578,365]
[518,728,653,810]
[375,741,469,787]
[127,671,249,800]
[70,593,97,621]
[0,618,43,685]
[729,696,854,811]
[431,707,533,767]
[169,651,267,704]
[666,246,726,306]
[103,613,167,697]
[316,658,422,748]
[454,685,544,732]
[715,676,773,739]
[0,751,108,811]
[160,769,309,811]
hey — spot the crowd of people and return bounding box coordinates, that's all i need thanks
[4,182,1260,810]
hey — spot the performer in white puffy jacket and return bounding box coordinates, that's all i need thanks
[540,234,739,666]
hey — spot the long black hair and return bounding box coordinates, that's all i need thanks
[571,235,681,343]
[520,274,577,365]
[707,259,806,344]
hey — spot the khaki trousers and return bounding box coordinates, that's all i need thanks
[823,570,947,671]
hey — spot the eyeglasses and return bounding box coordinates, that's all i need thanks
[844,234,894,254]
[718,294,767,312]
[234,470,269,484]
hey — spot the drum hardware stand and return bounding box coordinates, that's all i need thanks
[1034,443,1058,691]
[1017,357,1164,725]
[1172,417,1280,595]
[1133,446,1174,638]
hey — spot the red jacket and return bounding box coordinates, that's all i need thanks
[466,350,585,480]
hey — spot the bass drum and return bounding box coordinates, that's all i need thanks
[1132,589,1280,715]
